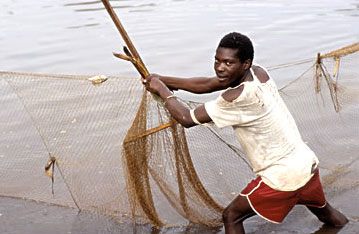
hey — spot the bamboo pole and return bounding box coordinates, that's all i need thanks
[101,0,149,78]
[100,0,175,140]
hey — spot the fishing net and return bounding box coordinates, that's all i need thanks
[0,43,358,228]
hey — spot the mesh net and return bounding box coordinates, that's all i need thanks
[0,43,358,228]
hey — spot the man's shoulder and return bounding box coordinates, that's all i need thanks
[221,85,245,102]
[252,65,270,83]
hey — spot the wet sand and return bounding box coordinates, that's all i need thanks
[1,194,358,234]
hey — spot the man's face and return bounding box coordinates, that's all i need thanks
[214,47,249,87]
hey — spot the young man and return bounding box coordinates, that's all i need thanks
[143,32,348,233]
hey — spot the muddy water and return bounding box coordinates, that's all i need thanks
[1,0,359,233]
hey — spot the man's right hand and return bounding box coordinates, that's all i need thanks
[142,73,161,85]
[143,75,167,96]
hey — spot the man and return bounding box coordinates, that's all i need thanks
[143,32,348,233]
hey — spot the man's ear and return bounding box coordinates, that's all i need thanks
[244,59,252,70]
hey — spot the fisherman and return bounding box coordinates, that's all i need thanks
[143,32,348,233]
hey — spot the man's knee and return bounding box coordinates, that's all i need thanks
[222,205,236,224]
[222,197,254,224]
[308,203,348,227]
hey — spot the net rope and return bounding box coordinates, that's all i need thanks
[0,43,358,227]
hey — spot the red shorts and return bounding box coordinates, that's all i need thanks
[240,170,326,223]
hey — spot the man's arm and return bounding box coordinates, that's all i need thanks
[148,74,222,94]
[144,77,212,128]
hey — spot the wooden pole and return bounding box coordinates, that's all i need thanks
[101,0,149,78]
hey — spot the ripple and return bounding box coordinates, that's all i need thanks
[64,0,102,7]
[64,0,157,13]
[73,5,155,12]
[67,23,100,29]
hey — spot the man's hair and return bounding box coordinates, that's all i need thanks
[218,32,254,63]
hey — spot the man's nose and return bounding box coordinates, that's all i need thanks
[216,63,225,72]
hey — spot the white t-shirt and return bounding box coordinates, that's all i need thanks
[204,66,319,191]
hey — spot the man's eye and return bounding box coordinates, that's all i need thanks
[215,59,219,64]
[226,62,233,66]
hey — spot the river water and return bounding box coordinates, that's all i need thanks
[1,0,359,234]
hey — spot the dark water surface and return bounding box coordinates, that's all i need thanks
[1,0,359,233]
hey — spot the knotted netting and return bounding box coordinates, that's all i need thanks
[0,43,358,228]
[277,43,359,198]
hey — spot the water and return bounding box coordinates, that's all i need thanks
[0,0,359,233]
[1,0,358,77]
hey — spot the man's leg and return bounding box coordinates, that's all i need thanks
[222,194,256,234]
[307,202,348,227]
